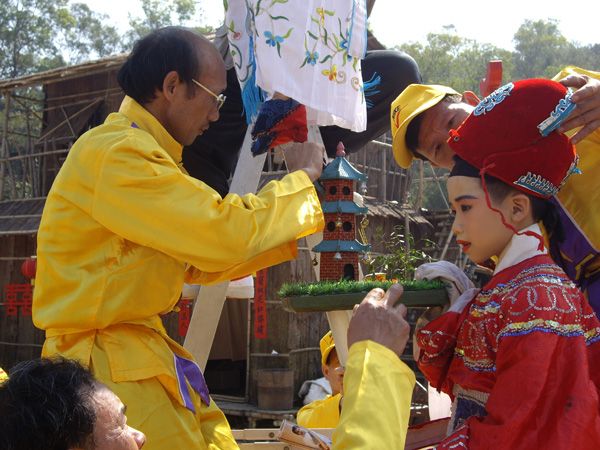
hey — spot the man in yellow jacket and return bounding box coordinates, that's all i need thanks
[32,27,325,450]
[297,331,344,428]
[390,67,600,313]
[332,284,415,449]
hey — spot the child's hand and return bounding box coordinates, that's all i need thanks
[415,261,474,304]
[447,287,479,313]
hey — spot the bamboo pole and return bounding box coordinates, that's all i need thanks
[0,93,11,200]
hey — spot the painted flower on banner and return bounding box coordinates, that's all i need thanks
[305,50,319,65]
[265,31,284,47]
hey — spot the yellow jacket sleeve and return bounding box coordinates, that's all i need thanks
[332,341,415,449]
[297,393,342,429]
[552,65,600,82]
[92,142,324,283]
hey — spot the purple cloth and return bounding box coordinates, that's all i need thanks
[550,198,600,315]
[174,354,211,413]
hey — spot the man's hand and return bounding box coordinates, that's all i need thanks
[347,284,410,359]
[559,74,600,144]
[282,141,325,182]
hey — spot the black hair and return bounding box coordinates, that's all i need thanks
[117,26,204,105]
[0,358,98,450]
[451,157,564,243]
[405,93,463,161]
[325,347,338,366]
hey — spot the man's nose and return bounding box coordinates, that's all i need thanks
[129,426,146,448]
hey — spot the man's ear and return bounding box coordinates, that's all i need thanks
[321,364,330,378]
[462,90,480,106]
[162,71,180,101]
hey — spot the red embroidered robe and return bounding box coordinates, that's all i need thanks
[417,254,600,449]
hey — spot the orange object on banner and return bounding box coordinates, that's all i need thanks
[254,270,268,339]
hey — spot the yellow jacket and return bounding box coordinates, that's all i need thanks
[33,96,324,409]
[551,67,600,287]
[297,393,342,428]
[333,341,415,449]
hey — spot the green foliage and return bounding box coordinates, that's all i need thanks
[278,278,443,297]
[61,3,121,64]
[366,226,434,280]
[396,19,598,96]
[0,0,120,78]
[397,26,513,94]
[513,19,570,79]
[123,0,200,49]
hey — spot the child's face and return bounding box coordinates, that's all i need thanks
[447,176,515,264]
[322,349,344,396]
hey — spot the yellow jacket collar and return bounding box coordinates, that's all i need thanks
[119,96,183,165]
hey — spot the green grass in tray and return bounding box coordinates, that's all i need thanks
[278,279,444,298]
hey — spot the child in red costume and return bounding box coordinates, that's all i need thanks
[416,79,600,449]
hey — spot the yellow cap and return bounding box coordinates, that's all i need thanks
[319,331,335,366]
[390,84,460,169]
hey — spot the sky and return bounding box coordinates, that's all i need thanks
[81,0,599,51]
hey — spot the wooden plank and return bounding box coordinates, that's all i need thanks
[184,129,267,370]
[233,428,334,441]
[239,443,290,449]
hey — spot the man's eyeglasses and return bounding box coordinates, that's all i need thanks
[192,79,226,110]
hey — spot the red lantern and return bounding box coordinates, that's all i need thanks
[21,257,37,280]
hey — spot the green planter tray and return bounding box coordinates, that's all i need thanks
[278,280,448,313]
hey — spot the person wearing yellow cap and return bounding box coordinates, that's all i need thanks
[390,67,600,317]
[296,331,344,428]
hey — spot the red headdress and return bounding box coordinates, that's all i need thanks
[448,78,580,248]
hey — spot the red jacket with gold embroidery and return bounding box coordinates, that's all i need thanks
[417,254,600,449]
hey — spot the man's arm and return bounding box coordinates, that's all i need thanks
[554,66,600,143]
[92,141,324,283]
[332,286,416,449]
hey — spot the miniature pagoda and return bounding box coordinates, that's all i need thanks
[313,142,370,281]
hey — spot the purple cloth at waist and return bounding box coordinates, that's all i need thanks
[174,354,211,413]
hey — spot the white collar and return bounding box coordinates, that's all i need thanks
[494,223,547,274]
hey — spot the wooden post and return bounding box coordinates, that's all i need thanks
[380,143,387,200]
[0,93,11,200]
[416,159,424,210]
[184,128,267,370]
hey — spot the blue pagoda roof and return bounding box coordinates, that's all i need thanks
[320,156,367,182]
[312,239,371,253]
[322,201,368,215]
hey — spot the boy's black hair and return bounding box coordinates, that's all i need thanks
[117,26,204,105]
[325,347,337,366]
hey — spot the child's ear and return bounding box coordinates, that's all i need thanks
[509,193,531,224]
